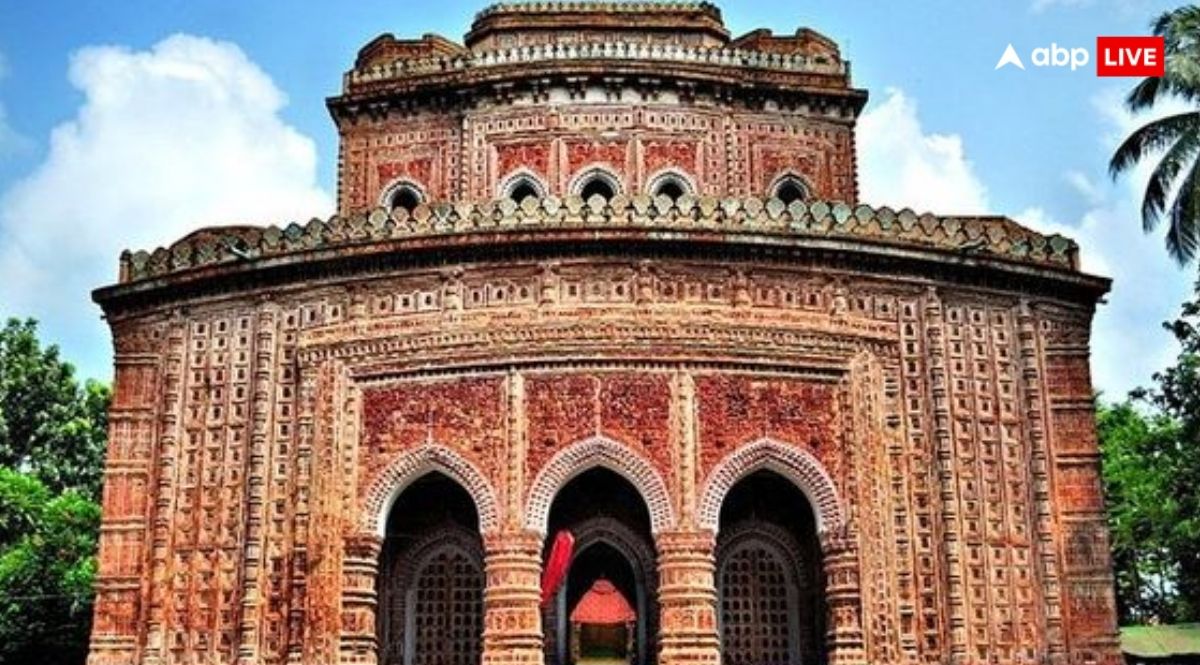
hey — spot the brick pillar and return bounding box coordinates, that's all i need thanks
[822,526,866,664]
[656,530,719,665]
[340,534,383,665]
[482,530,545,665]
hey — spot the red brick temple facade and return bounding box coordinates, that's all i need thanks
[88,3,1121,664]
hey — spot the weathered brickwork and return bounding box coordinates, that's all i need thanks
[337,106,856,211]
[88,3,1120,665]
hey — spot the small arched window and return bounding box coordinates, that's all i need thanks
[507,178,543,203]
[581,178,615,201]
[574,168,621,202]
[500,172,547,203]
[510,182,539,202]
[648,171,694,201]
[770,176,808,205]
[385,181,425,213]
[655,180,685,200]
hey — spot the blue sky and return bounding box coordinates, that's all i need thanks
[0,0,1191,397]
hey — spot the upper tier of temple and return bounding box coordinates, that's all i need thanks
[94,2,1104,303]
[333,1,860,109]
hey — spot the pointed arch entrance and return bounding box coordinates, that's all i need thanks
[716,473,825,665]
[538,466,660,665]
[701,440,839,665]
[376,471,487,665]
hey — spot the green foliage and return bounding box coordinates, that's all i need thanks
[1110,5,1200,264]
[1099,402,1188,622]
[0,469,99,665]
[1101,275,1200,624]
[0,318,110,499]
[0,319,108,663]
[0,469,50,548]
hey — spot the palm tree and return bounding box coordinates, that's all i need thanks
[1110,5,1200,264]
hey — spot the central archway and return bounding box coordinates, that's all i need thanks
[540,468,660,665]
[525,435,675,535]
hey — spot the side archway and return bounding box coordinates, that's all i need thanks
[697,438,843,534]
[362,444,500,537]
[524,435,675,535]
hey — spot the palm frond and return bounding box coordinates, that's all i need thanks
[1164,154,1200,264]
[1126,68,1200,111]
[1141,131,1200,232]
[1127,77,1165,112]
[1130,7,1200,111]
[1110,112,1200,178]
[1151,6,1200,38]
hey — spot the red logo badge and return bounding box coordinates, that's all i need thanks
[1097,36,1165,77]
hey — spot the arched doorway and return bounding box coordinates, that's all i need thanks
[716,470,825,665]
[377,472,485,665]
[542,469,658,665]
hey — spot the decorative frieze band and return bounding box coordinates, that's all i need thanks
[118,196,1080,284]
[347,40,846,87]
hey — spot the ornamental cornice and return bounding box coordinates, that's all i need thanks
[291,309,898,373]
[345,40,846,88]
[474,2,722,19]
[109,196,1086,287]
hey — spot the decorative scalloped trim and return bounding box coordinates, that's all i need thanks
[645,168,697,198]
[118,196,1080,284]
[477,2,720,18]
[697,438,843,535]
[361,444,500,537]
[524,435,676,535]
[498,168,550,200]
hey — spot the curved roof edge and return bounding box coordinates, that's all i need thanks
[97,195,1102,298]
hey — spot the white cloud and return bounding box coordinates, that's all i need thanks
[857,85,1192,398]
[1065,170,1106,207]
[1017,199,1185,399]
[1029,0,1154,15]
[856,88,990,215]
[0,34,332,378]
[1015,87,1192,398]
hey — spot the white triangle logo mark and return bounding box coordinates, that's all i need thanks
[995,44,1025,70]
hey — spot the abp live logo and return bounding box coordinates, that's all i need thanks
[1097,36,1164,77]
[995,36,1164,76]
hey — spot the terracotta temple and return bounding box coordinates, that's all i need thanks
[87,2,1121,664]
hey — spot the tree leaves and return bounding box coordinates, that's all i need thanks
[1111,6,1200,264]
[0,319,110,499]
[1102,272,1200,624]
[0,472,99,664]
[0,320,107,663]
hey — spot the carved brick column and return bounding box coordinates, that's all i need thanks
[656,530,719,665]
[340,534,383,665]
[482,530,545,665]
[821,526,865,665]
